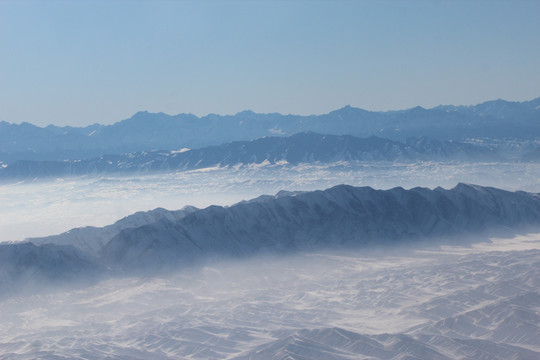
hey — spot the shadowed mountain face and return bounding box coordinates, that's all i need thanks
[0,97,538,162]
[99,183,540,272]
[0,133,501,181]
[0,242,103,295]
[2,183,538,295]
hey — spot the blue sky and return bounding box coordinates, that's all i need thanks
[1,0,539,127]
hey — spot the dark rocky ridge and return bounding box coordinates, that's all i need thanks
[2,183,538,296]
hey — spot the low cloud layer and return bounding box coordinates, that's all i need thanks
[2,161,540,243]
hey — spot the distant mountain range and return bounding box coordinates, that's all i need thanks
[0,133,502,181]
[1,97,539,163]
[2,183,540,295]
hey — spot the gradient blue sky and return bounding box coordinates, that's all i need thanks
[1,0,539,126]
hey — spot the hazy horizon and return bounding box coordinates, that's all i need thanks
[1,0,539,127]
[0,95,538,128]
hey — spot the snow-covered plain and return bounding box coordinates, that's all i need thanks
[0,233,539,359]
[2,161,540,359]
[2,161,540,243]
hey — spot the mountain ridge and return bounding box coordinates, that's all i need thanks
[2,183,539,296]
[0,97,538,163]
[0,133,501,182]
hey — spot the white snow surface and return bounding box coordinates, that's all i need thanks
[0,234,539,359]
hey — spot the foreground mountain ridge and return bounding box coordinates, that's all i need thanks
[2,183,540,296]
[100,183,540,272]
[0,133,501,181]
[1,97,538,163]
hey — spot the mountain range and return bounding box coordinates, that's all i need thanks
[1,97,539,163]
[3,183,540,295]
[0,133,502,181]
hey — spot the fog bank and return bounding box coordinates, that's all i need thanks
[2,161,540,243]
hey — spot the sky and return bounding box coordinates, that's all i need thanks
[1,0,539,127]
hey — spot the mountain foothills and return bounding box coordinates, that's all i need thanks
[0,97,539,163]
[2,241,539,359]
[2,183,540,295]
[0,133,501,181]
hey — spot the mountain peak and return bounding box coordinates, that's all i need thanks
[235,110,257,117]
[408,105,426,112]
[328,105,370,117]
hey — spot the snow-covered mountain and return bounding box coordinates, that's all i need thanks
[0,133,501,181]
[100,183,540,272]
[1,97,538,163]
[4,183,538,294]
